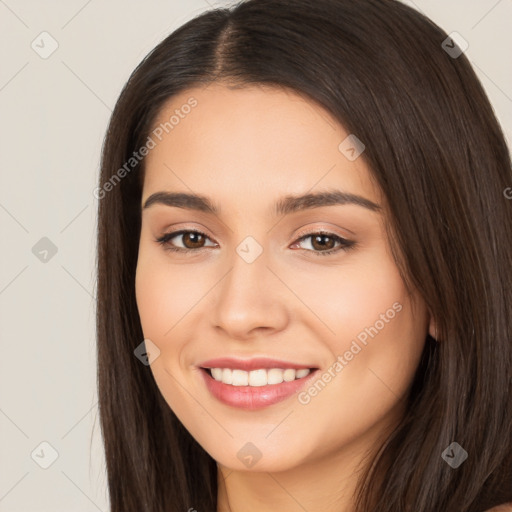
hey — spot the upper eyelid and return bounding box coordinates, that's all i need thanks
[294,227,351,241]
[159,228,352,246]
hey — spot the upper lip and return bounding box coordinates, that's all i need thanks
[198,357,318,371]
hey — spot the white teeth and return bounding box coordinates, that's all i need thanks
[283,369,296,382]
[208,367,312,386]
[222,368,233,384]
[211,368,223,381]
[248,369,267,387]
[267,368,284,385]
[231,369,249,386]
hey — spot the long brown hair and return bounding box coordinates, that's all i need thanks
[96,0,512,510]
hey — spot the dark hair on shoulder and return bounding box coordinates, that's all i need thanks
[96,1,512,510]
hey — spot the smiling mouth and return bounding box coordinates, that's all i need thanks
[201,367,318,387]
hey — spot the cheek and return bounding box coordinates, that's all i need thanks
[135,254,202,419]
[282,250,411,350]
[287,279,426,463]
[290,249,427,399]
[135,250,201,341]
[311,266,426,425]
[135,273,169,340]
[340,269,406,342]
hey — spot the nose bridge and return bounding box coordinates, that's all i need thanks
[221,238,271,309]
[211,236,288,337]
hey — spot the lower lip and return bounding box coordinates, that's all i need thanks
[199,368,318,410]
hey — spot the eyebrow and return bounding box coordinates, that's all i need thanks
[142,190,381,216]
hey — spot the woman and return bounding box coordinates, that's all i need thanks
[96,0,512,510]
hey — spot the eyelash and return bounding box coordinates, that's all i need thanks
[155,229,356,256]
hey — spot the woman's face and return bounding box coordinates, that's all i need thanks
[135,83,432,472]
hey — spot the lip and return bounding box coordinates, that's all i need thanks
[198,357,316,371]
[198,366,319,410]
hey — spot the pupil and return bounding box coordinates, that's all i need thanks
[186,232,203,248]
[313,234,334,250]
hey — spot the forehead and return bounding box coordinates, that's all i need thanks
[142,83,381,206]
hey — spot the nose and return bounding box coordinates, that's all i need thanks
[210,247,289,340]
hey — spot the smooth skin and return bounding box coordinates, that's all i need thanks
[135,83,437,512]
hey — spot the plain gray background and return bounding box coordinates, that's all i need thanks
[1,0,511,510]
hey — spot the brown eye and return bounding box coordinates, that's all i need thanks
[180,232,206,249]
[156,230,217,253]
[293,231,356,256]
[310,234,337,251]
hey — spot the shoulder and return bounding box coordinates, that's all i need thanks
[484,504,512,512]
